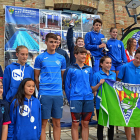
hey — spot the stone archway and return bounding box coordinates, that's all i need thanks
[45,0,105,14]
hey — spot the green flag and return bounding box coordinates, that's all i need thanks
[98,80,140,127]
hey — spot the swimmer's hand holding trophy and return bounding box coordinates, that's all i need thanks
[101,38,109,52]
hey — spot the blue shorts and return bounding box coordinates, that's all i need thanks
[70,100,94,113]
[92,58,100,73]
[39,95,63,119]
[111,64,122,71]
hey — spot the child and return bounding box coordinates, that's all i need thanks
[85,18,106,73]
[125,38,136,62]
[67,20,92,66]
[107,27,127,77]
[0,79,11,140]
[92,56,116,140]
[8,78,41,140]
[64,47,94,140]
[3,45,34,103]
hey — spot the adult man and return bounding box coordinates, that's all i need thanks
[85,18,106,73]
[34,33,66,140]
[117,48,140,140]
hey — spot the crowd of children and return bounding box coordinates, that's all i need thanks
[1,18,140,140]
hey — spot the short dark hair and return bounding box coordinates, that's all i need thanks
[45,33,57,41]
[76,37,84,44]
[110,27,117,32]
[99,56,112,68]
[138,38,140,45]
[74,46,87,54]
[135,48,140,55]
[93,18,102,26]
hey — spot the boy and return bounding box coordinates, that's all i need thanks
[64,47,94,140]
[67,20,91,66]
[44,34,70,68]
[34,33,66,140]
[117,48,140,140]
[85,18,106,73]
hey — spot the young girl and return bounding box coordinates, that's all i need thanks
[125,38,136,62]
[107,27,127,77]
[0,80,11,140]
[3,45,34,103]
[8,78,41,140]
[92,56,116,140]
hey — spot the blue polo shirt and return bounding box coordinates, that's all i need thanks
[93,70,116,109]
[118,61,140,84]
[34,52,66,96]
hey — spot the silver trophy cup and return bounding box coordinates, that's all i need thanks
[69,14,78,27]
[101,38,109,52]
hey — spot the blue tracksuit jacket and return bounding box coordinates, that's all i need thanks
[64,64,94,103]
[85,30,105,59]
[107,38,127,65]
[8,96,41,140]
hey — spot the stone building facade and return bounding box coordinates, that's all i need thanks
[0,0,140,69]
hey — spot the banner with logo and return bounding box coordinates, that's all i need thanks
[5,6,100,67]
[98,79,140,127]
[5,6,39,67]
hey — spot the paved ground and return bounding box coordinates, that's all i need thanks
[45,108,135,140]
[46,126,135,140]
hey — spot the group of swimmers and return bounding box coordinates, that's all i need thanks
[0,18,140,140]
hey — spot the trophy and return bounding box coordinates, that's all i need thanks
[101,38,109,52]
[69,14,78,27]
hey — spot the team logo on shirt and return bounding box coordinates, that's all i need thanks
[70,107,75,109]
[12,69,24,81]
[118,44,121,48]
[19,105,30,116]
[84,70,88,74]
[56,60,60,65]
[1,106,5,114]
[44,57,48,59]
